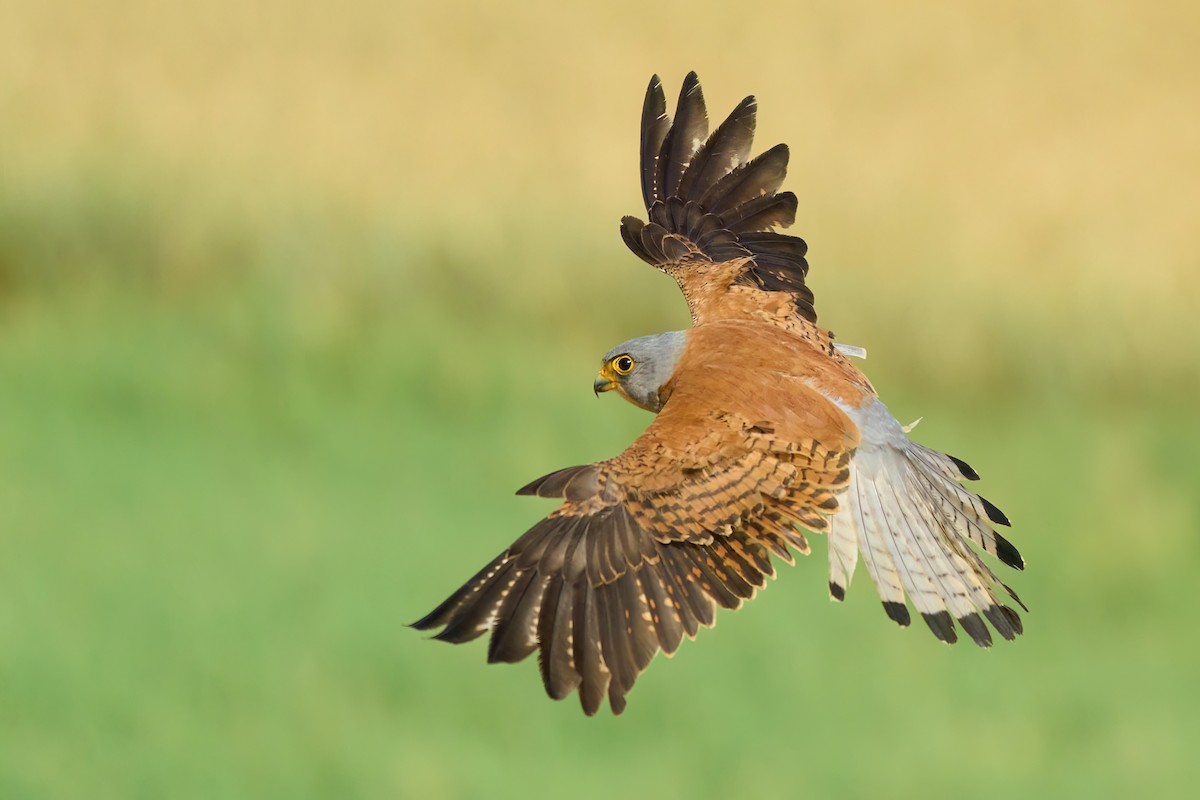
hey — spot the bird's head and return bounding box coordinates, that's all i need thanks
[593,330,688,413]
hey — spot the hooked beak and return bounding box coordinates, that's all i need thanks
[593,367,616,397]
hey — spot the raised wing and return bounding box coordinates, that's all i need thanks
[412,350,857,715]
[620,73,817,325]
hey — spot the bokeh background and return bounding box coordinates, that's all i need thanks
[2,1,1198,797]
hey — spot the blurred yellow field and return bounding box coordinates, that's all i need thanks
[1,1,1197,798]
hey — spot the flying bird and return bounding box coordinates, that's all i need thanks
[413,73,1025,715]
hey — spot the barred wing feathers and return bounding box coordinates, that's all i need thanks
[412,367,856,715]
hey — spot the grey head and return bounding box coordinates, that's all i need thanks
[593,330,689,413]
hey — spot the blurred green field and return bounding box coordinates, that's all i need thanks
[2,1,1199,798]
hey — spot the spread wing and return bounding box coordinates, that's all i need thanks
[411,372,856,716]
[619,72,817,326]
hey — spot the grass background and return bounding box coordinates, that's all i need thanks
[2,1,1198,797]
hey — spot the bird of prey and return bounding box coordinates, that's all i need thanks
[413,73,1025,715]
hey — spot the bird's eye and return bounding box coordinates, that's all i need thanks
[612,355,635,375]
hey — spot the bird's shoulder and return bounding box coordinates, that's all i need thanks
[677,318,873,423]
[600,319,867,490]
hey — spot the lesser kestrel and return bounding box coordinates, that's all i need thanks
[413,73,1025,715]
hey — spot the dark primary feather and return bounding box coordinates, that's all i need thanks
[723,192,798,234]
[411,501,782,716]
[659,73,708,200]
[623,73,817,323]
[515,465,601,500]
[676,95,757,201]
[701,143,790,215]
[639,77,669,210]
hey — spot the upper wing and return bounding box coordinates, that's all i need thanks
[411,372,856,715]
[619,73,817,326]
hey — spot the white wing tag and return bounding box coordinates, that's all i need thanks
[833,342,868,359]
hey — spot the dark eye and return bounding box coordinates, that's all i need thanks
[613,355,635,375]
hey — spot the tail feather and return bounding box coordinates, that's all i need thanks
[911,475,1028,615]
[826,499,859,600]
[909,442,979,483]
[900,466,1008,646]
[842,469,909,623]
[830,399,1025,646]
[908,455,1024,570]
[886,473,981,630]
[861,470,968,642]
